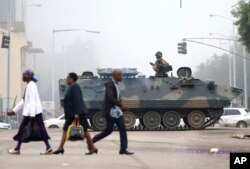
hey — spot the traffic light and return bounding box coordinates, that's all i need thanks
[1,35,10,48]
[177,42,187,54]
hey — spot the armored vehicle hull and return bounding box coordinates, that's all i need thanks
[59,67,242,130]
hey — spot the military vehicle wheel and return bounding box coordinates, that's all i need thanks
[162,111,180,128]
[187,110,205,129]
[143,111,161,129]
[183,117,191,127]
[91,112,107,131]
[123,111,136,129]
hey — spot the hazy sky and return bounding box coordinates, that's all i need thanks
[24,0,239,103]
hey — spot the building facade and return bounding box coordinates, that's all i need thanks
[0,0,27,122]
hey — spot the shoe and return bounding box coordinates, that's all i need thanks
[40,148,53,155]
[85,149,98,155]
[8,149,20,155]
[53,149,64,155]
[119,150,134,155]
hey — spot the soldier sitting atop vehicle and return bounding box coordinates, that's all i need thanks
[150,51,172,77]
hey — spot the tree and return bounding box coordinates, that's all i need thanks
[194,44,250,108]
[232,1,250,52]
[194,54,230,86]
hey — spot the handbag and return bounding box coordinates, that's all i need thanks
[22,119,42,143]
[66,115,84,141]
[110,105,123,118]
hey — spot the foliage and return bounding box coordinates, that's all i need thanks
[194,54,230,85]
[232,1,250,51]
[194,46,250,108]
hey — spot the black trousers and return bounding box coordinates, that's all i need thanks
[92,115,128,151]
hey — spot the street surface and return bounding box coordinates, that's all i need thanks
[1,128,250,169]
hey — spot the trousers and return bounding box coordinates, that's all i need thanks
[92,115,128,151]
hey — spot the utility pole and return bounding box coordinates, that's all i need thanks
[6,0,11,122]
[228,41,232,87]
[243,46,248,108]
[232,24,237,88]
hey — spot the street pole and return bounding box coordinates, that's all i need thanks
[51,31,55,114]
[229,41,233,108]
[34,54,36,73]
[228,41,232,87]
[232,24,237,88]
[6,0,11,122]
[62,46,67,78]
[243,46,248,108]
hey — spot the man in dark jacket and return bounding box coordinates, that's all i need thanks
[92,69,134,155]
[53,72,98,155]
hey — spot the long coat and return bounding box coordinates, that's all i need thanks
[13,81,43,117]
[64,83,88,119]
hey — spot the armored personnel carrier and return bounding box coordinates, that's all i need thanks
[59,67,242,131]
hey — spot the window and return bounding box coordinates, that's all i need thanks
[223,109,241,116]
[223,110,229,116]
[227,110,241,115]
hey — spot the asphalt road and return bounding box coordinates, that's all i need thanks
[0,128,250,169]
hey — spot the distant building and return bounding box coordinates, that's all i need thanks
[0,0,27,123]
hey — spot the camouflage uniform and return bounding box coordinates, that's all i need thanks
[150,51,172,77]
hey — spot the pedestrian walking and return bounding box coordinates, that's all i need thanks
[92,69,134,155]
[53,72,97,155]
[7,70,52,155]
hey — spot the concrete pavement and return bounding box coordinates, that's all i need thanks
[1,128,250,169]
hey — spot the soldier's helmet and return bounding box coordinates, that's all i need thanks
[155,51,163,60]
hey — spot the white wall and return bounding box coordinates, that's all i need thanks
[0,28,27,111]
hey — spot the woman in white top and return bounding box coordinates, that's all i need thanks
[7,70,52,155]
